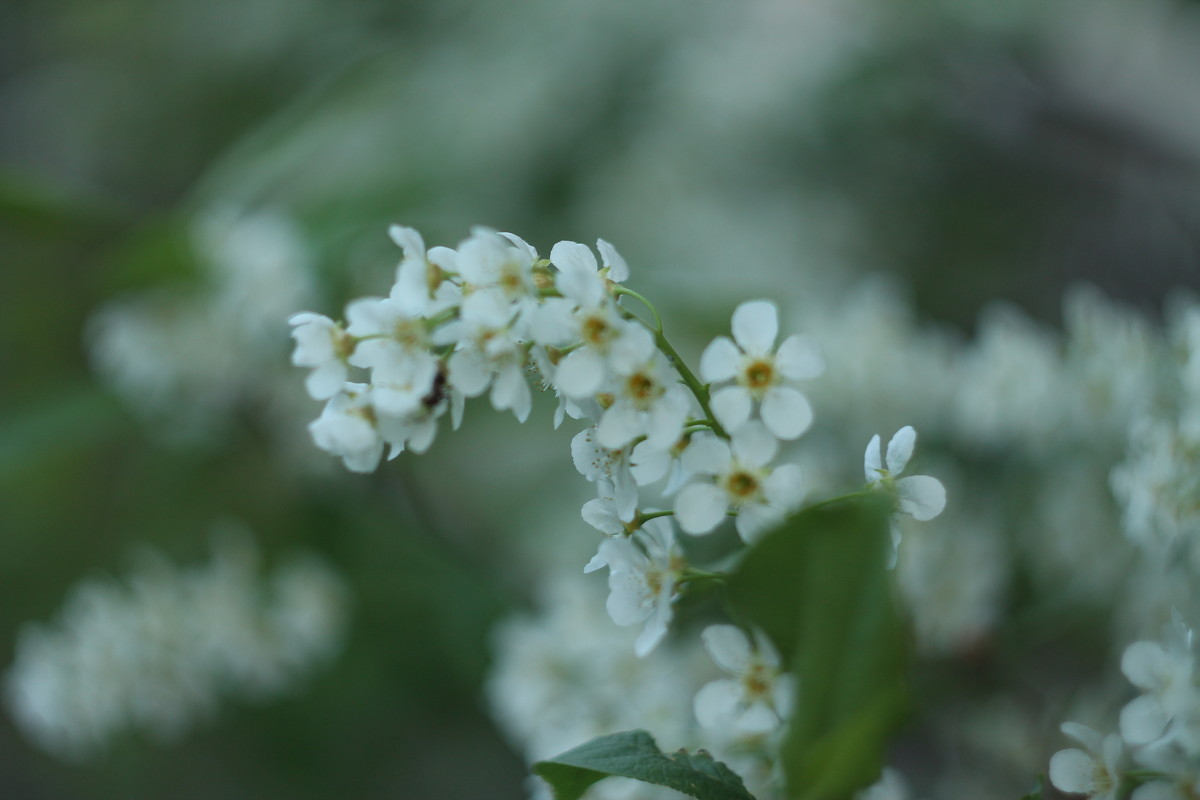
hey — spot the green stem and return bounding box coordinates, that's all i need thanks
[803,489,878,514]
[613,286,728,439]
[677,569,727,587]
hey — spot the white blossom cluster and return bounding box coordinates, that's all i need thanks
[1050,619,1200,800]
[290,224,946,662]
[292,224,950,798]
[4,531,349,760]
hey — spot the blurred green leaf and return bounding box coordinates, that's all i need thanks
[1018,774,1045,800]
[532,729,756,800]
[726,495,911,800]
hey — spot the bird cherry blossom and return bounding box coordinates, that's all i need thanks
[674,422,805,543]
[693,624,794,735]
[700,300,824,440]
[864,426,946,522]
[584,518,685,657]
[1048,723,1127,800]
[288,312,353,400]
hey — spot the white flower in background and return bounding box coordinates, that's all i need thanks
[674,423,804,542]
[693,625,793,735]
[700,300,823,440]
[435,288,532,422]
[287,312,353,400]
[1120,628,1200,750]
[3,531,348,760]
[595,352,692,451]
[864,426,946,522]
[585,518,685,657]
[308,384,384,473]
[532,241,655,400]
[1048,723,1126,800]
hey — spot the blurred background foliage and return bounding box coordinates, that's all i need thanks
[3,0,1200,797]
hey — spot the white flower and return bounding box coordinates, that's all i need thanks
[674,423,804,542]
[387,224,459,317]
[572,428,640,522]
[864,426,946,522]
[531,241,654,400]
[1120,631,1200,750]
[700,300,823,440]
[308,384,384,473]
[595,352,692,451]
[584,518,684,657]
[693,625,793,735]
[436,289,532,422]
[454,228,541,311]
[287,312,352,400]
[344,296,438,388]
[1048,723,1125,800]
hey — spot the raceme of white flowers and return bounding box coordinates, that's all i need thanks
[4,530,349,760]
[290,223,948,796]
[1049,618,1200,800]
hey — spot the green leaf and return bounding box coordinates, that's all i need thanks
[532,729,757,800]
[1018,774,1045,800]
[726,495,911,800]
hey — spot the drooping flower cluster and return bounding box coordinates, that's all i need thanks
[4,530,349,760]
[1050,619,1200,800]
[290,225,899,660]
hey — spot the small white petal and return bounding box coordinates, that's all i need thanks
[634,618,668,658]
[731,421,779,468]
[1121,641,1170,690]
[711,386,752,433]
[736,503,784,544]
[701,625,752,674]
[774,334,824,380]
[1049,748,1099,795]
[760,387,813,440]
[896,475,946,521]
[597,238,629,282]
[694,679,743,730]
[675,483,729,534]
[607,571,650,627]
[864,434,883,481]
[731,300,779,355]
[886,426,917,474]
[630,442,671,486]
[597,402,645,450]
[763,463,805,510]
[305,361,347,400]
[1121,695,1169,746]
[555,348,605,399]
[700,337,741,383]
[680,435,730,475]
[582,498,625,535]
[448,350,492,397]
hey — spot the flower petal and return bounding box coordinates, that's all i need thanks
[1121,641,1170,691]
[597,238,629,283]
[1049,748,1099,795]
[694,679,742,730]
[761,387,813,440]
[701,625,752,674]
[886,426,917,474]
[864,434,883,481]
[675,483,728,535]
[732,300,778,355]
[700,337,740,383]
[711,386,752,433]
[555,348,605,399]
[774,334,824,380]
[1120,695,1169,746]
[896,475,946,521]
[731,421,778,468]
